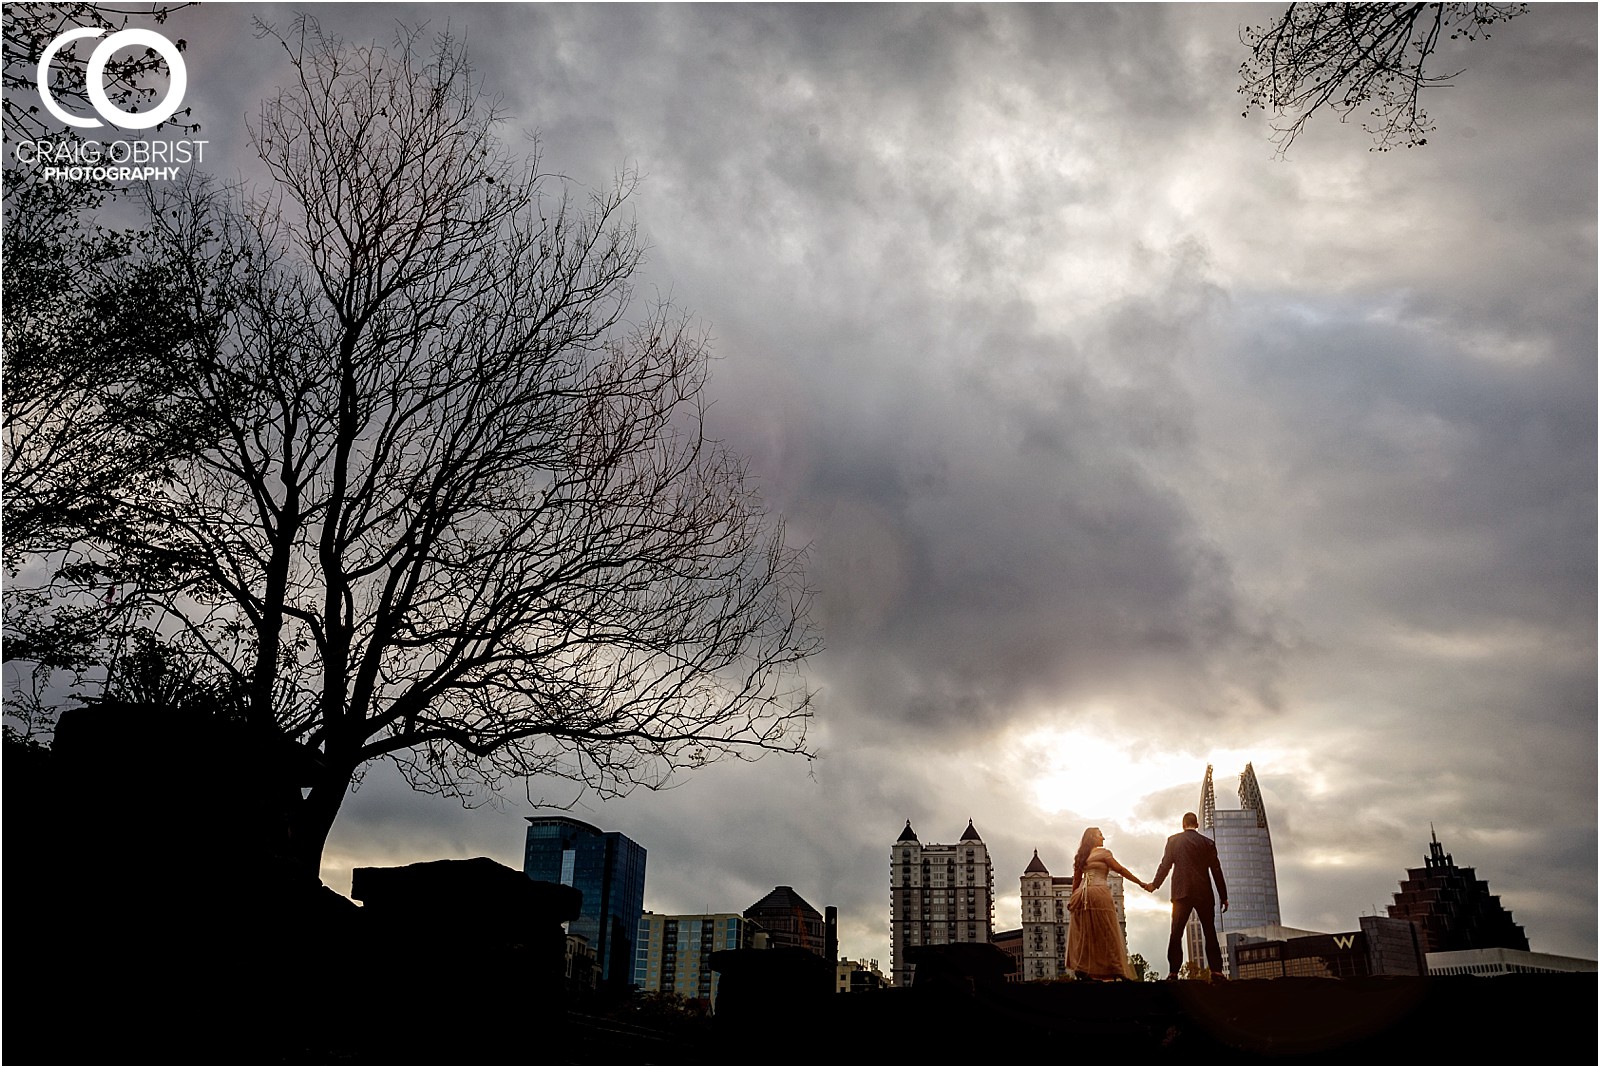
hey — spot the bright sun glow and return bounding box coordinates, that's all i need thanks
[1011,720,1298,835]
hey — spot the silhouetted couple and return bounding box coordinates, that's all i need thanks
[1064,812,1228,981]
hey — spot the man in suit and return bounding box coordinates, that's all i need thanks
[1146,811,1228,979]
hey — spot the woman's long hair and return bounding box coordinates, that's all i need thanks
[1072,826,1100,887]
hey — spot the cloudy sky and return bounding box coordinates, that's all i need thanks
[124,3,1598,968]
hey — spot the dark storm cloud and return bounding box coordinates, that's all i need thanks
[413,3,1299,738]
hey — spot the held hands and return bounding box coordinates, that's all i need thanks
[1140,881,1155,893]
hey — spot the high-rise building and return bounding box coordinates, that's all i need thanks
[889,819,995,988]
[1020,850,1070,980]
[1387,829,1529,953]
[1020,849,1126,980]
[1186,763,1281,976]
[744,885,826,956]
[634,912,757,1006]
[523,815,647,987]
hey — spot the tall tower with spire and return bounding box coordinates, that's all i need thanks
[1387,828,1528,953]
[889,819,995,987]
[1185,763,1282,974]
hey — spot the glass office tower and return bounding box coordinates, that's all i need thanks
[524,816,647,987]
[1186,763,1281,975]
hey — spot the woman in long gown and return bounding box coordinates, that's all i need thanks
[1065,826,1147,980]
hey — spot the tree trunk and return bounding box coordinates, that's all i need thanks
[284,771,352,886]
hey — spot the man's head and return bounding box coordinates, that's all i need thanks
[1182,812,1199,830]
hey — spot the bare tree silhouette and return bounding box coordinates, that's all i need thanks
[1239,3,1527,154]
[92,17,817,877]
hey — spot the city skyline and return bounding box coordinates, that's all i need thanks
[15,3,1594,976]
[503,762,1571,981]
